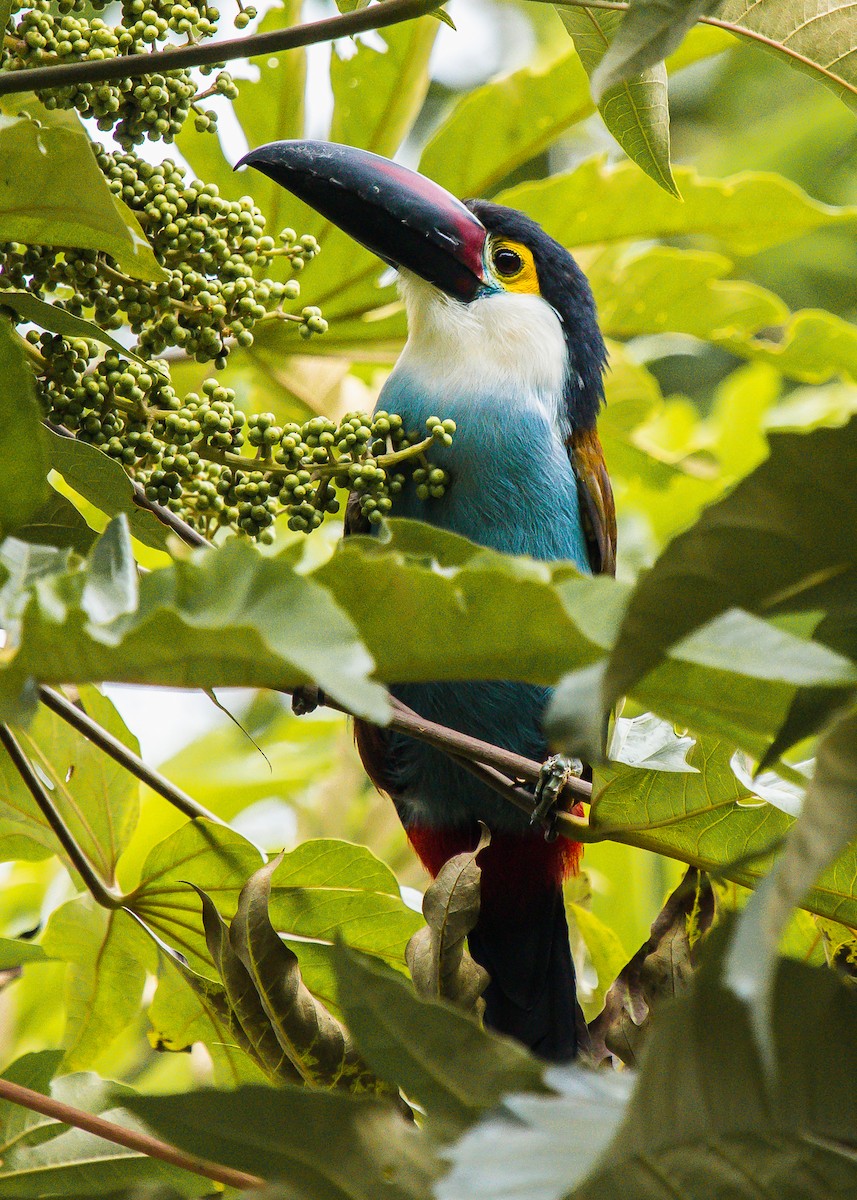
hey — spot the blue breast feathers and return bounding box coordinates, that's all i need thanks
[376,369,591,833]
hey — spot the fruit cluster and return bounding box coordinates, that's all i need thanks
[4,0,245,147]
[30,334,454,541]
[0,146,323,370]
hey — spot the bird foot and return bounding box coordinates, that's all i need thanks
[531,754,583,842]
[291,685,325,716]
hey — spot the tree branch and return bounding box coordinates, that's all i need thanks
[38,685,224,826]
[0,0,443,95]
[0,724,126,908]
[0,1076,265,1192]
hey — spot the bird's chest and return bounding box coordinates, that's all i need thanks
[377,373,590,571]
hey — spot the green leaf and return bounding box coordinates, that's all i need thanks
[334,946,547,1139]
[41,901,155,1072]
[588,733,857,928]
[0,96,165,283]
[0,686,140,876]
[0,1052,64,1152]
[314,520,619,685]
[12,489,96,555]
[268,840,423,976]
[566,899,631,1023]
[128,821,263,970]
[589,245,788,342]
[558,7,678,195]
[191,885,304,1086]
[0,319,48,538]
[0,938,51,969]
[0,291,146,363]
[419,50,594,198]
[45,429,171,553]
[230,855,384,1092]
[123,1084,440,1200]
[405,828,489,1013]
[0,535,390,724]
[725,307,857,384]
[602,417,857,746]
[591,0,719,99]
[726,707,857,1054]
[717,0,857,115]
[444,954,857,1200]
[496,157,857,256]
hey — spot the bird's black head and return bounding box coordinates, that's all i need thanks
[464,199,607,432]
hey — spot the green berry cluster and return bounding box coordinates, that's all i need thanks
[0,146,323,370]
[27,334,455,541]
[5,0,241,147]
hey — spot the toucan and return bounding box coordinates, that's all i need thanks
[238,140,616,1062]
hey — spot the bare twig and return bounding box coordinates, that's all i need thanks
[38,686,224,825]
[0,724,125,908]
[0,1076,265,1192]
[0,0,443,95]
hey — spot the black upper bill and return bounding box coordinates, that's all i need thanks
[236,140,488,301]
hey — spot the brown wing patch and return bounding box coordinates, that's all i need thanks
[567,427,616,577]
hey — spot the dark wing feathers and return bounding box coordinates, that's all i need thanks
[567,426,616,577]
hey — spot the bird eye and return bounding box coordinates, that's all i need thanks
[492,246,524,277]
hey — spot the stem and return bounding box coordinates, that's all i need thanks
[0,725,125,909]
[0,0,443,95]
[0,1077,265,1192]
[38,686,224,825]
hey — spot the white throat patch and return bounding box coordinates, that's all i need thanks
[395,271,569,425]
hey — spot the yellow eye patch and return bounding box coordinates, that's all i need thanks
[489,239,540,295]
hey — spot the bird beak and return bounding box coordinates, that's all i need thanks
[236,140,488,302]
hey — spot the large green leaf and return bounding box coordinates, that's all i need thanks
[602,417,857,744]
[495,156,857,256]
[45,429,171,553]
[725,307,857,384]
[0,96,164,283]
[442,954,857,1199]
[558,7,678,195]
[41,902,155,1072]
[12,489,96,556]
[122,1084,440,1200]
[0,1053,64,1152]
[0,521,389,723]
[314,520,616,685]
[333,946,546,1139]
[716,0,857,115]
[127,821,263,970]
[590,733,857,927]
[0,686,140,877]
[0,320,48,539]
[268,840,423,977]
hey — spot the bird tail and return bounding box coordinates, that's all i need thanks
[468,882,580,1062]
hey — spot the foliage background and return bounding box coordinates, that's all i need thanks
[0,0,856,1193]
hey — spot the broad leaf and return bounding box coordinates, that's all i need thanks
[333,946,547,1138]
[41,901,155,1072]
[0,320,48,539]
[495,157,857,256]
[602,417,857,746]
[0,533,390,724]
[12,489,96,556]
[0,291,145,363]
[0,96,164,283]
[558,7,678,195]
[123,1084,440,1200]
[717,0,857,115]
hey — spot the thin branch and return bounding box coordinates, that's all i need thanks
[0,0,442,95]
[0,724,125,908]
[0,1077,265,1192]
[38,686,224,825]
